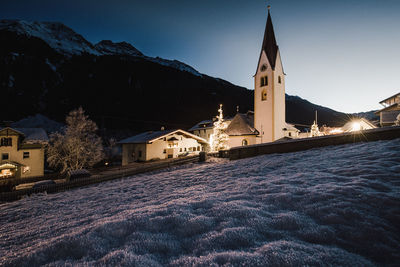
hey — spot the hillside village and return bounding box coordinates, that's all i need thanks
[1,8,399,189]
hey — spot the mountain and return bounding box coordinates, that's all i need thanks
[0,19,350,136]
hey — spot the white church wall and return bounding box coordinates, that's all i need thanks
[254,51,274,144]
[228,135,257,148]
[273,51,286,141]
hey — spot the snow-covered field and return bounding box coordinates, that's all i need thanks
[1,139,400,266]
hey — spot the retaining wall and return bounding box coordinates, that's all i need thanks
[229,126,400,160]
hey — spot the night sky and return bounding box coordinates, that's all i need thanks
[1,0,400,113]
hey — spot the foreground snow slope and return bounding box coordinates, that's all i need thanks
[1,139,400,266]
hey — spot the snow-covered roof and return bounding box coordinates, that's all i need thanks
[0,127,49,143]
[283,123,300,132]
[188,120,214,131]
[118,129,208,144]
[225,113,259,136]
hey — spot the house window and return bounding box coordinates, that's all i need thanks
[184,148,187,152]
[204,129,206,133]
[180,148,182,152]
[0,137,12,147]
[23,152,30,159]
[260,76,268,87]
[138,151,142,158]
[197,146,200,151]
[163,149,166,154]
[289,132,292,137]
[242,139,248,146]
[261,89,267,101]
[278,76,282,84]
[2,153,9,160]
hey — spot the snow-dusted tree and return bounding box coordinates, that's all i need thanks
[47,107,104,174]
[211,104,230,151]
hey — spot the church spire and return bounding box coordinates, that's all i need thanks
[261,6,279,69]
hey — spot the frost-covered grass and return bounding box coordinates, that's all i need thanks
[1,139,400,266]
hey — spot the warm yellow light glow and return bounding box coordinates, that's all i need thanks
[0,169,13,178]
[22,166,31,173]
[351,121,362,132]
[329,128,343,134]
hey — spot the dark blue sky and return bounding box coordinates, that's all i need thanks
[1,0,400,112]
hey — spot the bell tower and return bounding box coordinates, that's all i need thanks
[254,6,286,143]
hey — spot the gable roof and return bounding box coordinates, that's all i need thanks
[188,120,214,131]
[374,103,400,114]
[118,129,208,144]
[225,113,259,136]
[0,127,48,143]
[379,92,400,105]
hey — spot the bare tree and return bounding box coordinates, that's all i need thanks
[47,107,104,174]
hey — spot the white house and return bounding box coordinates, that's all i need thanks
[119,129,208,165]
[0,127,48,179]
[375,92,400,127]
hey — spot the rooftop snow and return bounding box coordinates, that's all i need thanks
[1,139,399,265]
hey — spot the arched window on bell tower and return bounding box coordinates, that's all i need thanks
[261,89,267,101]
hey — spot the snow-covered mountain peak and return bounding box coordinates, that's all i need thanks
[148,57,202,77]
[0,19,203,76]
[94,40,143,57]
[0,19,100,56]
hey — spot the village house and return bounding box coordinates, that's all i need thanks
[0,127,48,179]
[375,92,400,127]
[119,129,208,165]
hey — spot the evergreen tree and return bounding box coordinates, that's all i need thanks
[211,104,229,151]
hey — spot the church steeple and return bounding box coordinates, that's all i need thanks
[254,5,286,144]
[261,8,279,70]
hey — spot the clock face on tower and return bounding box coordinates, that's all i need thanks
[260,64,267,72]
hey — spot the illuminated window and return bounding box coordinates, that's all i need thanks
[261,89,267,101]
[278,76,282,84]
[23,152,30,159]
[242,139,248,146]
[0,137,12,147]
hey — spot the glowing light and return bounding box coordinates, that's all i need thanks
[329,128,343,134]
[351,121,362,132]
[22,166,31,173]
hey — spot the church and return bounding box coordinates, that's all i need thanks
[190,6,298,148]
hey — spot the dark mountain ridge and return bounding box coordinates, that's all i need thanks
[0,19,352,135]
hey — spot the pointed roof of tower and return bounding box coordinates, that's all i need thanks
[260,9,279,70]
